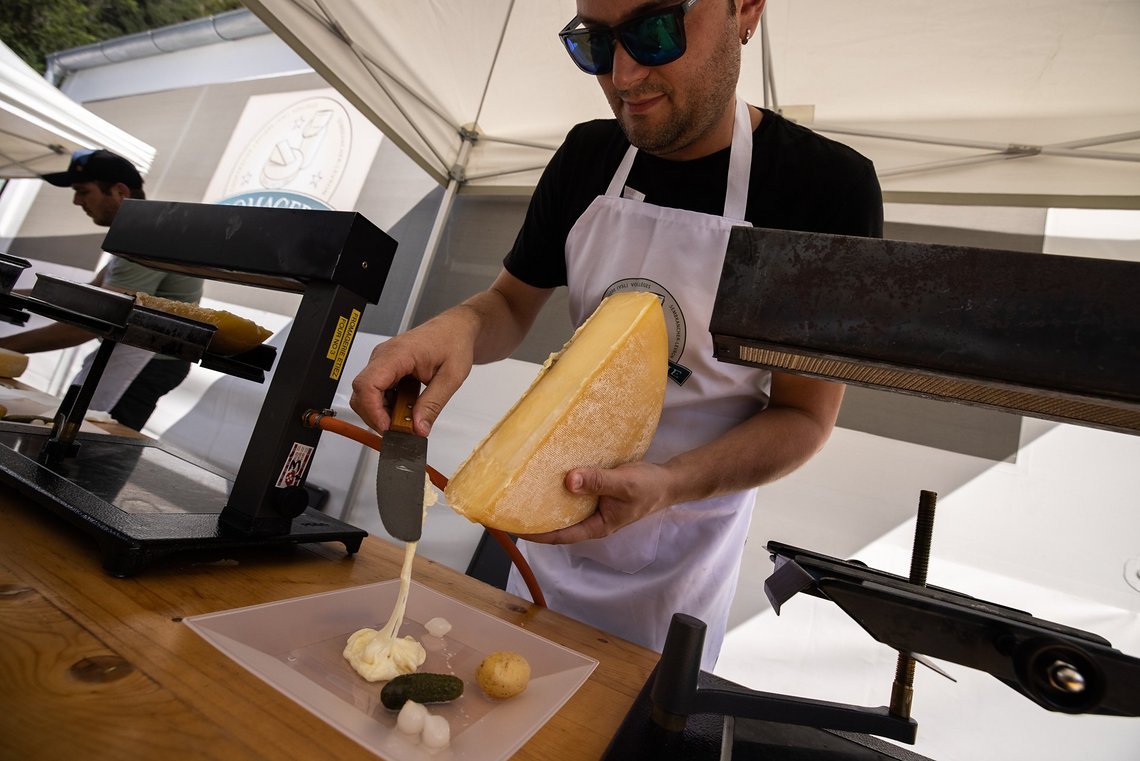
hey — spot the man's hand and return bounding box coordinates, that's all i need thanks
[349,269,553,434]
[517,460,675,544]
[349,316,475,435]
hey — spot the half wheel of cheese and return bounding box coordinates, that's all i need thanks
[445,290,668,534]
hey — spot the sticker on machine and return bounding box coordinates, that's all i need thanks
[603,278,690,386]
[327,308,361,380]
[276,442,315,488]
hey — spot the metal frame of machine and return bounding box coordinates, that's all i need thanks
[603,227,1140,759]
[0,200,397,575]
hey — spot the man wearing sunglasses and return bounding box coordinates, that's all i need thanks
[0,149,204,431]
[352,0,882,669]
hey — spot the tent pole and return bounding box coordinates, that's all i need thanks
[398,132,475,334]
[759,10,777,111]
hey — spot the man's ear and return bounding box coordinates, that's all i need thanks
[739,0,766,29]
[109,182,131,200]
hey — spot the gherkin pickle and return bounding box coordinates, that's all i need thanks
[380,673,464,710]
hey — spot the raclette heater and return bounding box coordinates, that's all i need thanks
[0,200,397,576]
[603,228,1140,760]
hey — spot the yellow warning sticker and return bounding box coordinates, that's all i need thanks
[329,308,361,380]
[327,316,347,360]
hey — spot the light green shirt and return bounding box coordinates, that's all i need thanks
[104,256,204,361]
[104,256,204,303]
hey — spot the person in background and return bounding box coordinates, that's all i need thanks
[350,0,883,668]
[0,149,204,430]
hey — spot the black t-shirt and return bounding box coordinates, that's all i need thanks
[504,108,883,289]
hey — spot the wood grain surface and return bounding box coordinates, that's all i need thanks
[0,488,657,760]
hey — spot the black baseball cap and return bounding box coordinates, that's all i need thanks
[42,149,143,190]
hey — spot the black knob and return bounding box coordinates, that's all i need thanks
[272,485,310,518]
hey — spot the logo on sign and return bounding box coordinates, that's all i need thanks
[214,96,353,211]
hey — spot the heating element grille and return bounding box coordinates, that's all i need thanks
[710,227,1140,437]
[728,343,1140,434]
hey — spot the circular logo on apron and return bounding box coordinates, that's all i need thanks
[603,278,692,386]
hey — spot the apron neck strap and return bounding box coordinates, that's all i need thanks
[723,97,752,221]
[604,96,753,221]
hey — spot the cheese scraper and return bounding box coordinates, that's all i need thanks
[375,376,426,542]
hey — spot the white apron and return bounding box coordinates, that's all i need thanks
[507,98,772,669]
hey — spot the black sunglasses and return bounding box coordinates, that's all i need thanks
[559,0,702,76]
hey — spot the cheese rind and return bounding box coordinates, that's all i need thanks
[445,291,667,534]
[0,347,29,378]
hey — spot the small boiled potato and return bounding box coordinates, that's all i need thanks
[475,650,531,699]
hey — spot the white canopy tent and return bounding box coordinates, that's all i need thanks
[239,0,1140,200]
[0,39,155,178]
[242,0,1140,328]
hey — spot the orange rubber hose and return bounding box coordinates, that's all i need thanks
[302,410,547,607]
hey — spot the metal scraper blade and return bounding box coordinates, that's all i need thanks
[375,377,426,542]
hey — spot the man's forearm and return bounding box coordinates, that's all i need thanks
[458,273,553,364]
[661,384,845,505]
[0,323,97,353]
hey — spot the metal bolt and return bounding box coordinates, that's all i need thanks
[1047,661,1085,693]
[890,490,938,719]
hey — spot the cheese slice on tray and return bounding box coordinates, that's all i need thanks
[445,290,667,534]
[0,347,29,378]
[134,293,272,356]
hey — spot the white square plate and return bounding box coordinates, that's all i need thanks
[184,580,597,760]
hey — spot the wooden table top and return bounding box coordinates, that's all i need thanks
[0,486,658,760]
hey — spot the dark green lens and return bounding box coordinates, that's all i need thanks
[623,13,684,66]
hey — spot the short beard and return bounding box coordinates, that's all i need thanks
[612,13,741,156]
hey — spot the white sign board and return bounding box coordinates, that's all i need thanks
[203,88,381,211]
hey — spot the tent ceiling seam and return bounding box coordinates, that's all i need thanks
[1051,131,1140,150]
[242,1,447,184]
[463,163,559,182]
[473,0,516,130]
[1,153,64,175]
[1042,146,1140,163]
[0,125,65,151]
[478,134,561,151]
[815,124,1038,152]
[815,123,1140,178]
[879,152,1028,179]
[881,144,1139,181]
[300,0,457,176]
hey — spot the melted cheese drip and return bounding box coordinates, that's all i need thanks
[343,541,427,682]
[423,474,438,509]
